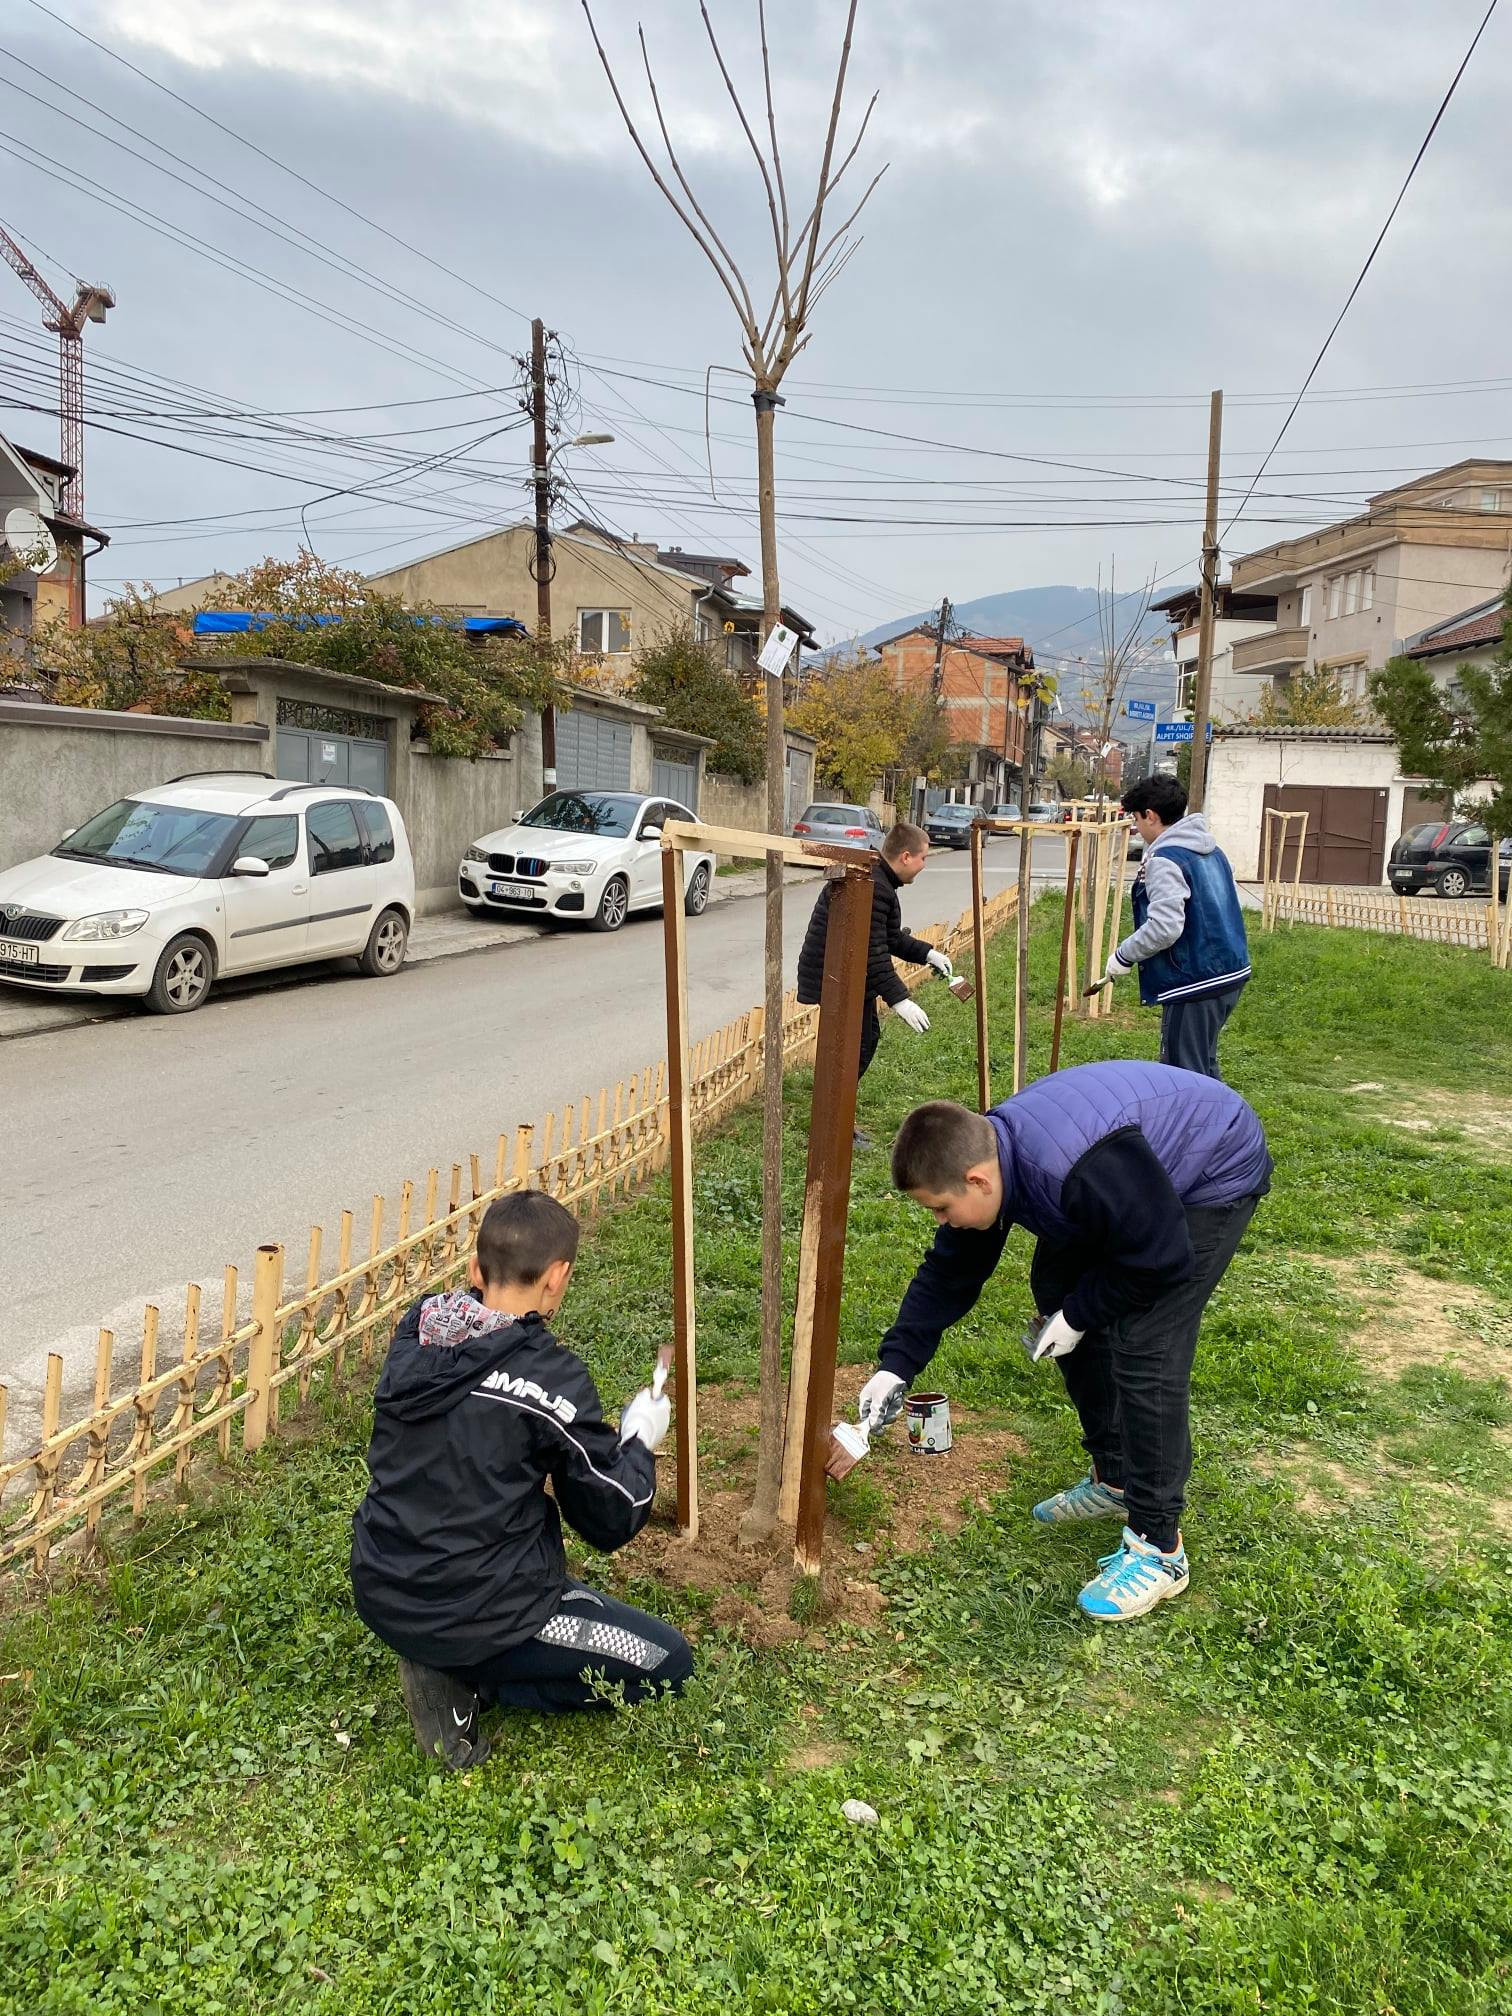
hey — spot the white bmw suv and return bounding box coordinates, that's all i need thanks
[0,773,415,1013]
[459,790,714,932]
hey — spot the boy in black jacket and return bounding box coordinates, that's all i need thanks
[795,821,952,1145]
[351,1191,692,1768]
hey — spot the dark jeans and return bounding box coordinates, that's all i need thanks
[1030,1198,1260,1551]
[456,1582,694,1714]
[858,998,882,1080]
[1159,984,1244,1081]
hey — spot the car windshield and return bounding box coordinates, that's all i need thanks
[520,792,639,838]
[53,797,239,878]
[935,806,973,822]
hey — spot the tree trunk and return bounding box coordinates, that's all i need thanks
[741,389,787,1546]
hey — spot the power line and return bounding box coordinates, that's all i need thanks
[1222,0,1501,539]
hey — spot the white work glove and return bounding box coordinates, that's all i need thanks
[857,1369,906,1430]
[925,948,954,980]
[1024,1310,1085,1363]
[1104,950,1134,984]
[894,998,930,1035]
[619,1388,671,1452]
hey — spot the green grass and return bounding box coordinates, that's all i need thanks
[4,913,1512,2014]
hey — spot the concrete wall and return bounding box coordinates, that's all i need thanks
[1206,733,1406,881]
[0,700,270,874]
[691,733,818,855]
[406,747,519,913]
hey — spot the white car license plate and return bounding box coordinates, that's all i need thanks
[489,880,539,902]
[0,938,40,965]
[1391,868,1413,881]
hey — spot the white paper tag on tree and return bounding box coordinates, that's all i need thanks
[757,623,799,677]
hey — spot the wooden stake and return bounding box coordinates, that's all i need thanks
[1014,826,1033,1090]
[971,818,990,1109]
[242,1244,284,1453]
[1049,830,1081,1073]
[661,843,699,1539]
[792,863,874,1577]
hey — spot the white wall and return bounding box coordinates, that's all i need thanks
[1207,736,1406,881]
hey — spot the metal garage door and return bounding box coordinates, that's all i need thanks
[276,725,388,794]
[556,711,632,792]
[1262,784,1389,885]
[651,743,699,811]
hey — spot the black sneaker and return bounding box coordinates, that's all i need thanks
[398,1659,491,1770]
[853,1127,874,1151]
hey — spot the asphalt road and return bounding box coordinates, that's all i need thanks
[0,840,1074,1445]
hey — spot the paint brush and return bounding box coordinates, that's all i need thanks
[652,1344,673,1400]
[948,974,976,1002]
[825,1417,871,1482]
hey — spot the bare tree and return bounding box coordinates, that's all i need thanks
[1077,563,1162,801]
[582,1,885,1545]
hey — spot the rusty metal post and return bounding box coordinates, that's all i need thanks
[970,818,990,1109]
[661,844,699,1539]
[242,1243,284,1453]
[791,863,874,1577]
[1049,830,1081,1075]
[1014,825,1033,1090]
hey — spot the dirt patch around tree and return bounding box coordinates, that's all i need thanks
[1343,1083,1512,1158]
[621,1380,1026,1650]
[1313,1252,1510,1381]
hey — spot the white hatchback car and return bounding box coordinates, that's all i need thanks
[459,790,714,932]
[0,773,415,1013]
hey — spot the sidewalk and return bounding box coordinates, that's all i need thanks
[0,864,810,1042]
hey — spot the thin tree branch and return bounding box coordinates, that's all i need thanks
[784,91,879,272]
[758,0,791,254]
[699,1,790,323]
[789,0,863,328]
[804,165,889,284]
[638,23,760,333]
[579,0,754,336]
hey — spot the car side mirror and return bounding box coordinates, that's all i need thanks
[641,824,663,842]
[232,855,272,878]
[515,808,526,822]
[59,828,75,844]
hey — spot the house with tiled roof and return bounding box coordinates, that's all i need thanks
[873,625,1034,800]
[1403,594,1507,683]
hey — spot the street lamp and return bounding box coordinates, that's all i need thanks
[532,431,616,788]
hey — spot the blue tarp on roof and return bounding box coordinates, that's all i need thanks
[193,611,529,638]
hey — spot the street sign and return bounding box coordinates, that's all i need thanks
[1125,697,1157,721]
[1154,721,1213,744]
[757,622,799,677]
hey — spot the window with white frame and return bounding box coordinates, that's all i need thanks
[1327,575,1343,621]
[694,613,711,644]
[1343,571,1361,617]
[1482,489,1504,512]
[578,608,632,654]
[1360,567,1374,612]
[1298,585,1313,628]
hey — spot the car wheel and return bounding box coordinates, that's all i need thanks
[684,863,710,917]
[1437,866,1470,899]
[359,907,409,976]
[593,875,629,933]
[146,933,214,1015]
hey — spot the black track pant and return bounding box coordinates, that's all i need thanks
[1159,983,1244,1081]
[455,1582,694,1714]
[1031,1197,1260,1552]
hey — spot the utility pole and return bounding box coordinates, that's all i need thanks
[1186,389,1223,812]
[930,595,953,697]
[530,316,557,790]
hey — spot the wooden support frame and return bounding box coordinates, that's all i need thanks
[1050,829,1082,1073]
[970,819,991,1109]
[1261,807,1308,929]
[661,818,872,1562]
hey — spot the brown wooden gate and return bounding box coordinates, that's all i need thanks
[1262,784,1389,885]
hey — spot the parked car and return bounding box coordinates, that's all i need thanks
[460,790,714,932]
[0,773,414,1014]
[924,803,980,850]
[1388,820,1511,899]
[1024,802,1062,824]
[790,803,886,851]
[984,801,1023,825]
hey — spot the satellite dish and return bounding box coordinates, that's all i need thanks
[4,507,59,577]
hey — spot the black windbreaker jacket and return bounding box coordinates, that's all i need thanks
[795,853,932,1009]
[349,1292,656,1668]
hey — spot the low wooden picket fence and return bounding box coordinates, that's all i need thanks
[0,883,1017,1572]
[1267,882,1511,966]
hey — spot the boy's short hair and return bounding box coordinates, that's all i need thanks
[476,1191,580,1287]
[1120,776,1187,825]
[882,821,929,862]
[891,1101,997,1194]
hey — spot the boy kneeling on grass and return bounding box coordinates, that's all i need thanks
[856,1061,1272,1621]
[350,1190,692,1769]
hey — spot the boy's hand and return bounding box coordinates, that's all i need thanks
[1024,1310,1084,1362]
[1104,950,1133,983]
[925,948,954,979]
[620,1389,671,1452]
[858,1369,906,1429]
[895,999,930,1035]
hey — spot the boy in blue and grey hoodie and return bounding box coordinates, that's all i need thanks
[1105,777,1250,1081]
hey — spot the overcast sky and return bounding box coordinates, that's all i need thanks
[3,0,1509,651]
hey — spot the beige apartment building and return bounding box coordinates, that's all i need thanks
[1227,459,1512,705]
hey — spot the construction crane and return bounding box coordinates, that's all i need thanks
[0,222,114,519]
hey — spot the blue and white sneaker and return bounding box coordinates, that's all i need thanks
[1032,1473,1126,1525]
[1077,1527,1190,1621]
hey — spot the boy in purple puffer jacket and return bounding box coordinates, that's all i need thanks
[855,1061,1272,1621]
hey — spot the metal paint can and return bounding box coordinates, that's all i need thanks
[906,1392,952,1454]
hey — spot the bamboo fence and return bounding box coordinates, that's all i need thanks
[1,882,1017,1572]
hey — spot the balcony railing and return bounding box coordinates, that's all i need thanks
[1232,626,1308,676]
